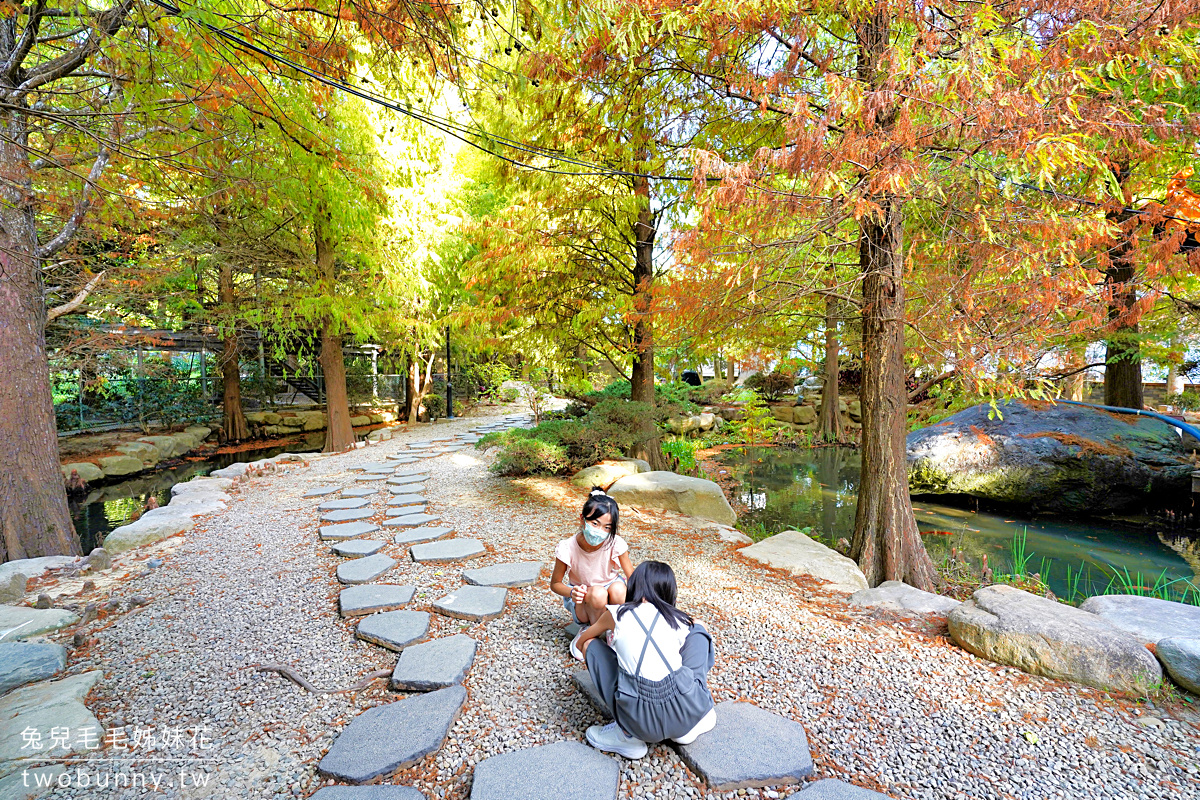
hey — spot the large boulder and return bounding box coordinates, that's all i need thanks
[607,471,736,525]
[1155,638,1200,695]
[792,405,817,426]
[114,441,161,463]
[103,513,196,553]
[97,455,144,477]
[1078,594,1200,644]
[849,580,960,615]
[948,585,1162,694]
[571,460,644,491]
[907,400,1194,512]
[171,477,234,496]
[770,405,794,424]
[59,462,104,483]
[137,435,187,458]
[740,531,868,594]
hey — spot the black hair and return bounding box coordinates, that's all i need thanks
[581,488,619,542]
[617,560,693,630]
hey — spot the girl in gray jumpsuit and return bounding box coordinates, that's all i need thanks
[574,560,716,759]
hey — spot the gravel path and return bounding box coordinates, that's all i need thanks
[40,409,1200,800]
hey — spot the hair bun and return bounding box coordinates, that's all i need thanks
[589,487,607,497]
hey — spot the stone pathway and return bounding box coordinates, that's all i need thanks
[305,415,827,798]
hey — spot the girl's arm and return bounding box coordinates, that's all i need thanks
[617,551,635,579]
[577,607,615,656]
[549,559,572,598]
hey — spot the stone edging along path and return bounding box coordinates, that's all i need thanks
[2,408,1195,799]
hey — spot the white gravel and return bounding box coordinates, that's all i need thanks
[31,407,1200,800]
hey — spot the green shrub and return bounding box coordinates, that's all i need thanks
[492,437,569,475]
[583,379,632,404]
[499,386,520,403]
[691,379,732,404]
[744,370,795,401]
[661,438,700,474]
[1165,391,1200,411]
[560,376,595,398]
[424,394,446,420]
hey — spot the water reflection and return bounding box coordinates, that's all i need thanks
[719,446,1198,602]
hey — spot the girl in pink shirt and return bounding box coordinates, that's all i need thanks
[550,489,635,627]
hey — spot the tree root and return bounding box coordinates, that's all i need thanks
[249,664,391,694]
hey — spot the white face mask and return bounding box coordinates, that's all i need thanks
[581,521,608,546]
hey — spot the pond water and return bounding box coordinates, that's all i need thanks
[717,446,1200,603]
[70,443,318,553]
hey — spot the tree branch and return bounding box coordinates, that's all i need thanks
[46,270,106,324]
[37,143,110,259]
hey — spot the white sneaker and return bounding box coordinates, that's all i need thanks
[672,707,717,745]
[570,633,585,662]
[586,722,648,759]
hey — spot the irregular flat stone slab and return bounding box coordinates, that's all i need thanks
[393,527,455,546]
[322,509,377,523]
[341,486,379,498]
[1079,594,1200,644]
[356,610,430,651]
[338,584,415,617]
[462,562,543,588]
[949,585,1162,694]
[1157,638,1200,695]
[356,474,391,482]
[387,474,427,486]
[389,513,440,527]
[311,786,426,800]
[572,669,610,716]
[406,443,434,450]
[0,642,67,694]
[676,702,814,791]
[0,671,103,761]
[364,465,399,474]
[794,779,892,799]
[387,494,426,506]
[319,498,372,511]
[332,540,387,558]
[348,462,394,472]
[471,740,619,800]
[411,539,486,564]
[319,685,465,783]
[0,606,80,640]
[741,531,867,594]
[385,505,426,517]
[320,522,380,541]
[0,765,67,800]
[433,586,507,621]
[387,457,418,464]
[303,485,342,497]
[389,484,426,495]
[393,467,431,476]
[337,554,397,585]
[849,580,960,615]
[392,634,477,691]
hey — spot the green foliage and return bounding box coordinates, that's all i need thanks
[499,386,520,403]
[491,437,569,476]
[461,361,514,401]
[1165,391,1200,411]
[654,381,700,415]
[661,439,700,474]
[691,379,732,404]
[743,370,796,401]
[560,376,596,398]
[424,394,446,420]
[733,390,775,443]
[584,380,632,403]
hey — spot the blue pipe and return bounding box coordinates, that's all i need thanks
[1049,399,1200,444]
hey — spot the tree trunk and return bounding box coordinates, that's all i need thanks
[847,10,937,591]
[405,355,419,423]
[628,180,667,470]
[817,295,842,442]
[0,112,79,562]
[850,198,937,590]
[1102,167,1143,410]
[726,358,736,382]
[218,263,249,441]
[315,215,354,452]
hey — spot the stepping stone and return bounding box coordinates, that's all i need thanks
[406,443,433,450]
[320,522,379,541]
[0,606,80,640]
[391,634,477,691]
[389,484,426,495]
[384,505,426,517]
[0,642,67,694]
[356,474,390,482]
[363,465,398,474]
[303,485,341,497]
[432,586,507,621]
[463,562,543,588]
[387,474,426,486]
[676,702,814,791]
[349,462,393,470]
[393,466,430,476]
[389,513,439,527]
[386,456,418,464]
[565,622,581,637]
[318,685,465,783]
[572,669,609,717]
[355,610,430,651]
[337,554,396,584]
[322,509,376,523]
[793,779,892,799]
[332,540,387,558]
[341,486,378,498]
[318,498,372,511]
[471,741,619,800]
[387,494,426,506]
[411,538,486,564]
[339,585,415,617]
[312,786,426,800]
[392,526,455,546]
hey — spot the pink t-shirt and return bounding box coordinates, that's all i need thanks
[555,534,629,587]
